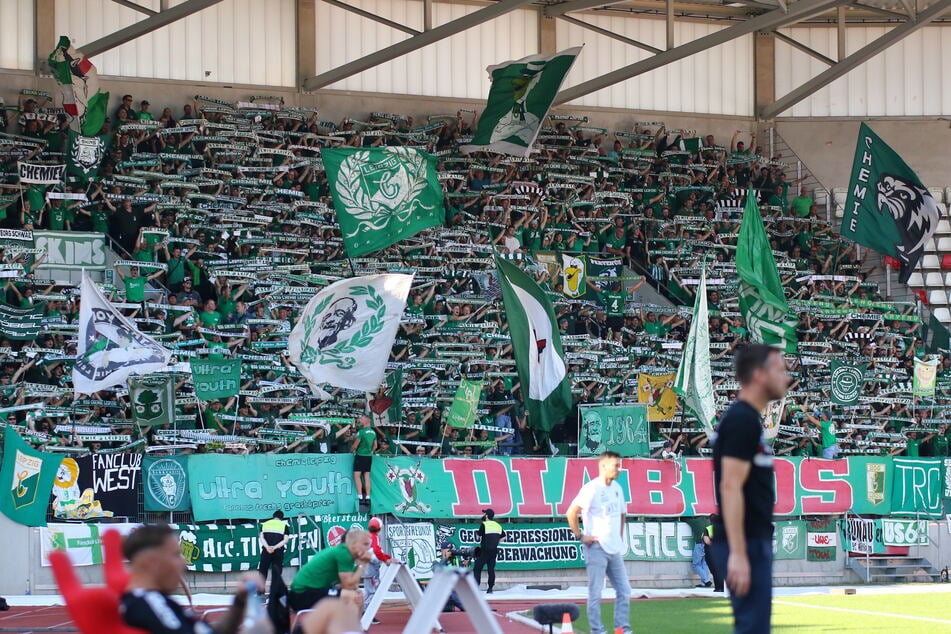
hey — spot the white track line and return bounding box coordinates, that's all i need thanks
[773,600,951,626]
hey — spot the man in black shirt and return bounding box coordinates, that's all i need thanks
[712,344,789,634]
[119,524,265,634]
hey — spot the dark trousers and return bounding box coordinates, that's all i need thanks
[473,546,498,590]
[705,544,723,591]
[258,547,285,585]
[712,538,773,634]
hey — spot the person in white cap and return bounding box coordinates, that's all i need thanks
[363,517,392,621]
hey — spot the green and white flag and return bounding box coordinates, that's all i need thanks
[736,189,798,353]
[73,272,171,394]
[562,254,586,298]
[322,147,446,257]
[190,358,241,400]
[143,456,190,512]
[0,428,63,527]
[495,256,571,431]
[288,274,413,393]
[462,47,582,157]
[830,361,865,406]
[841,123,940,284]
[128,375,175,428]
[447,379,482,429]
[674,269,716,435]
[367,369,403,426]
[912,357,939,398]
[66,130,111,182]
[48,36,109,137]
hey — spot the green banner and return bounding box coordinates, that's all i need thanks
[440,522,583,570]
[772,520,807,560]
[1,428,63,527]
[0,304,46,341]
[187,453,357,521]
[129,375,175,428]
[840,517,927,554]
[143,455,191,512]
[806,518,837,562]
[830,361,865,406]
[190,358,242,400]
[370,456,939,519]
[33,231,108,270]
[173,516,322,572]
[446,379,482,429]
[578,404,649,457]
[318,512,369,548]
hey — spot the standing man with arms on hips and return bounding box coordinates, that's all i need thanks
[352,415,377,511]
[258,510,290,595]
[566,451,632,634]
[713,344,790,634]
[472,508,505,594]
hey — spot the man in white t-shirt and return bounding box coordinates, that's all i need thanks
[566,451,632,634]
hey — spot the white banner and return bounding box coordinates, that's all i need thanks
[17,162,66,185]
[40,523,138,567]
[807,532,838,548]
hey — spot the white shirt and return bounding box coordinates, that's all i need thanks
[571,477,626,555]
[503,235,521,253]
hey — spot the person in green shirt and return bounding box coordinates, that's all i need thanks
[45,198,72,231]
[198,299,222,328]
[352,415,377,508]
[288,529,371,611]
[790,187,813,218]
[137,100,154,120]
[904,431,922,457]
[115,265,162,304]
[806,409,839,459]
[587,278,646,334]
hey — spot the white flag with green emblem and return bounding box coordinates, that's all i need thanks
[288,274,413,393]
[674,269,716,435]
[461,47,582,157]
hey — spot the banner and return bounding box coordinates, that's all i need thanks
[40,523,138,566]
[840,516,921,554]
[33,231,107,270]
[190,358,242,400]
[830,361,865,406]
[461,47,582,157]
[1,428,63,526]
[773,520,807,560]
[674,269,716,434]
[0,304,46,341]
[562,254,586,298]
[638,373,678,421]
[322,147,445,257]
[174,516,322,572]
[385,522,438,579]
[840,123,939,283]
[69,452,142,519]
[319,513,369,549]
[369,456,941,519]
[66,131,111,181]
[806,518,837,562]
[587,257,623,290]
[18,162,65,185]
[577,404,649,457]
[446,379,482,429]
[187,453,357,520]
[143,455,191,512]
[129,375,175,428]
[48,35,109,136]
[368,369,402,426]
[913,358,939,398]
[891,458,943,516]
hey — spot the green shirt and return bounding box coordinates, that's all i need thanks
[48,206,67,230]
[354,427,377,456]
[199,310,222,328]
[92,209,110,233]
[932,434,949,457]
[905,438,920,457]
[291,544,356,592]
[600,290,626,317]
[644,320,670,337]
[791,195,812,217]
[819,419,835,449]
[124,276,147,302]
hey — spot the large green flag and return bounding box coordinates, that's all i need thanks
[129,375,176,428]
[66,130,111,182]
[912,358,939,398]
[830,361,865,406]
[736,189,798,353]
[447,379,482,429]
[674,269,716,435]
[190,358,241,400]
[840,123,940,284]
[322,147,446,257]
[494,256,571,431]
[0,428,63,526]
[461,47,582,157]
[48,36,109,137]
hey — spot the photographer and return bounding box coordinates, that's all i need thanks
[435,542,466,612]
[472,508,505,594]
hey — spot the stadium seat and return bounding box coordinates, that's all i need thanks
[938,237,951,252]
[834,205,844,218]
[944,272,951,287]
[929,290,949,305]
[924,240,937,253]
[941,255,951,270]
[922,254,941,269]
[944,187,951,204]
[937,202,949,216]
[933,307,951,324]
[814,190,829,205]
[924,272,943,287]
[832,188,848,204]
[937,219,951,235]
[906,272,924,287]
[928,187,944,202]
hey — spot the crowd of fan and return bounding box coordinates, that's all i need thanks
[0,89,948,462]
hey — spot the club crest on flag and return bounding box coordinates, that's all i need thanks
[146,458,187,511]
[74,306,167,385]
[297,285,385,370]
[385,462,430,514]
[335,149,436,236]
[11,449,43,510]
[70,134,105,175]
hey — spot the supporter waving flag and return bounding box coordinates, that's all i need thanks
[322,147,445,257]
[288,274,414,393]
[73,272,171,395]
[462,47,581,157]
[674,269,717,435]
[736,188,798,353]
[495,256,571,432]
[48,36,109,137]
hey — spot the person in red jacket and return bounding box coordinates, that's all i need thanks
[364,517,393,619]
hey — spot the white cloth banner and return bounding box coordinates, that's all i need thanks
[40,523,139,567]
[18,162,66,185]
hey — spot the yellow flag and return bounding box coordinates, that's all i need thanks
[638,373,678,421]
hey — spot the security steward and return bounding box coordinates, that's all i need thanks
[703,513,724,592]
[258,510,290,592]
[472,508,505,593]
